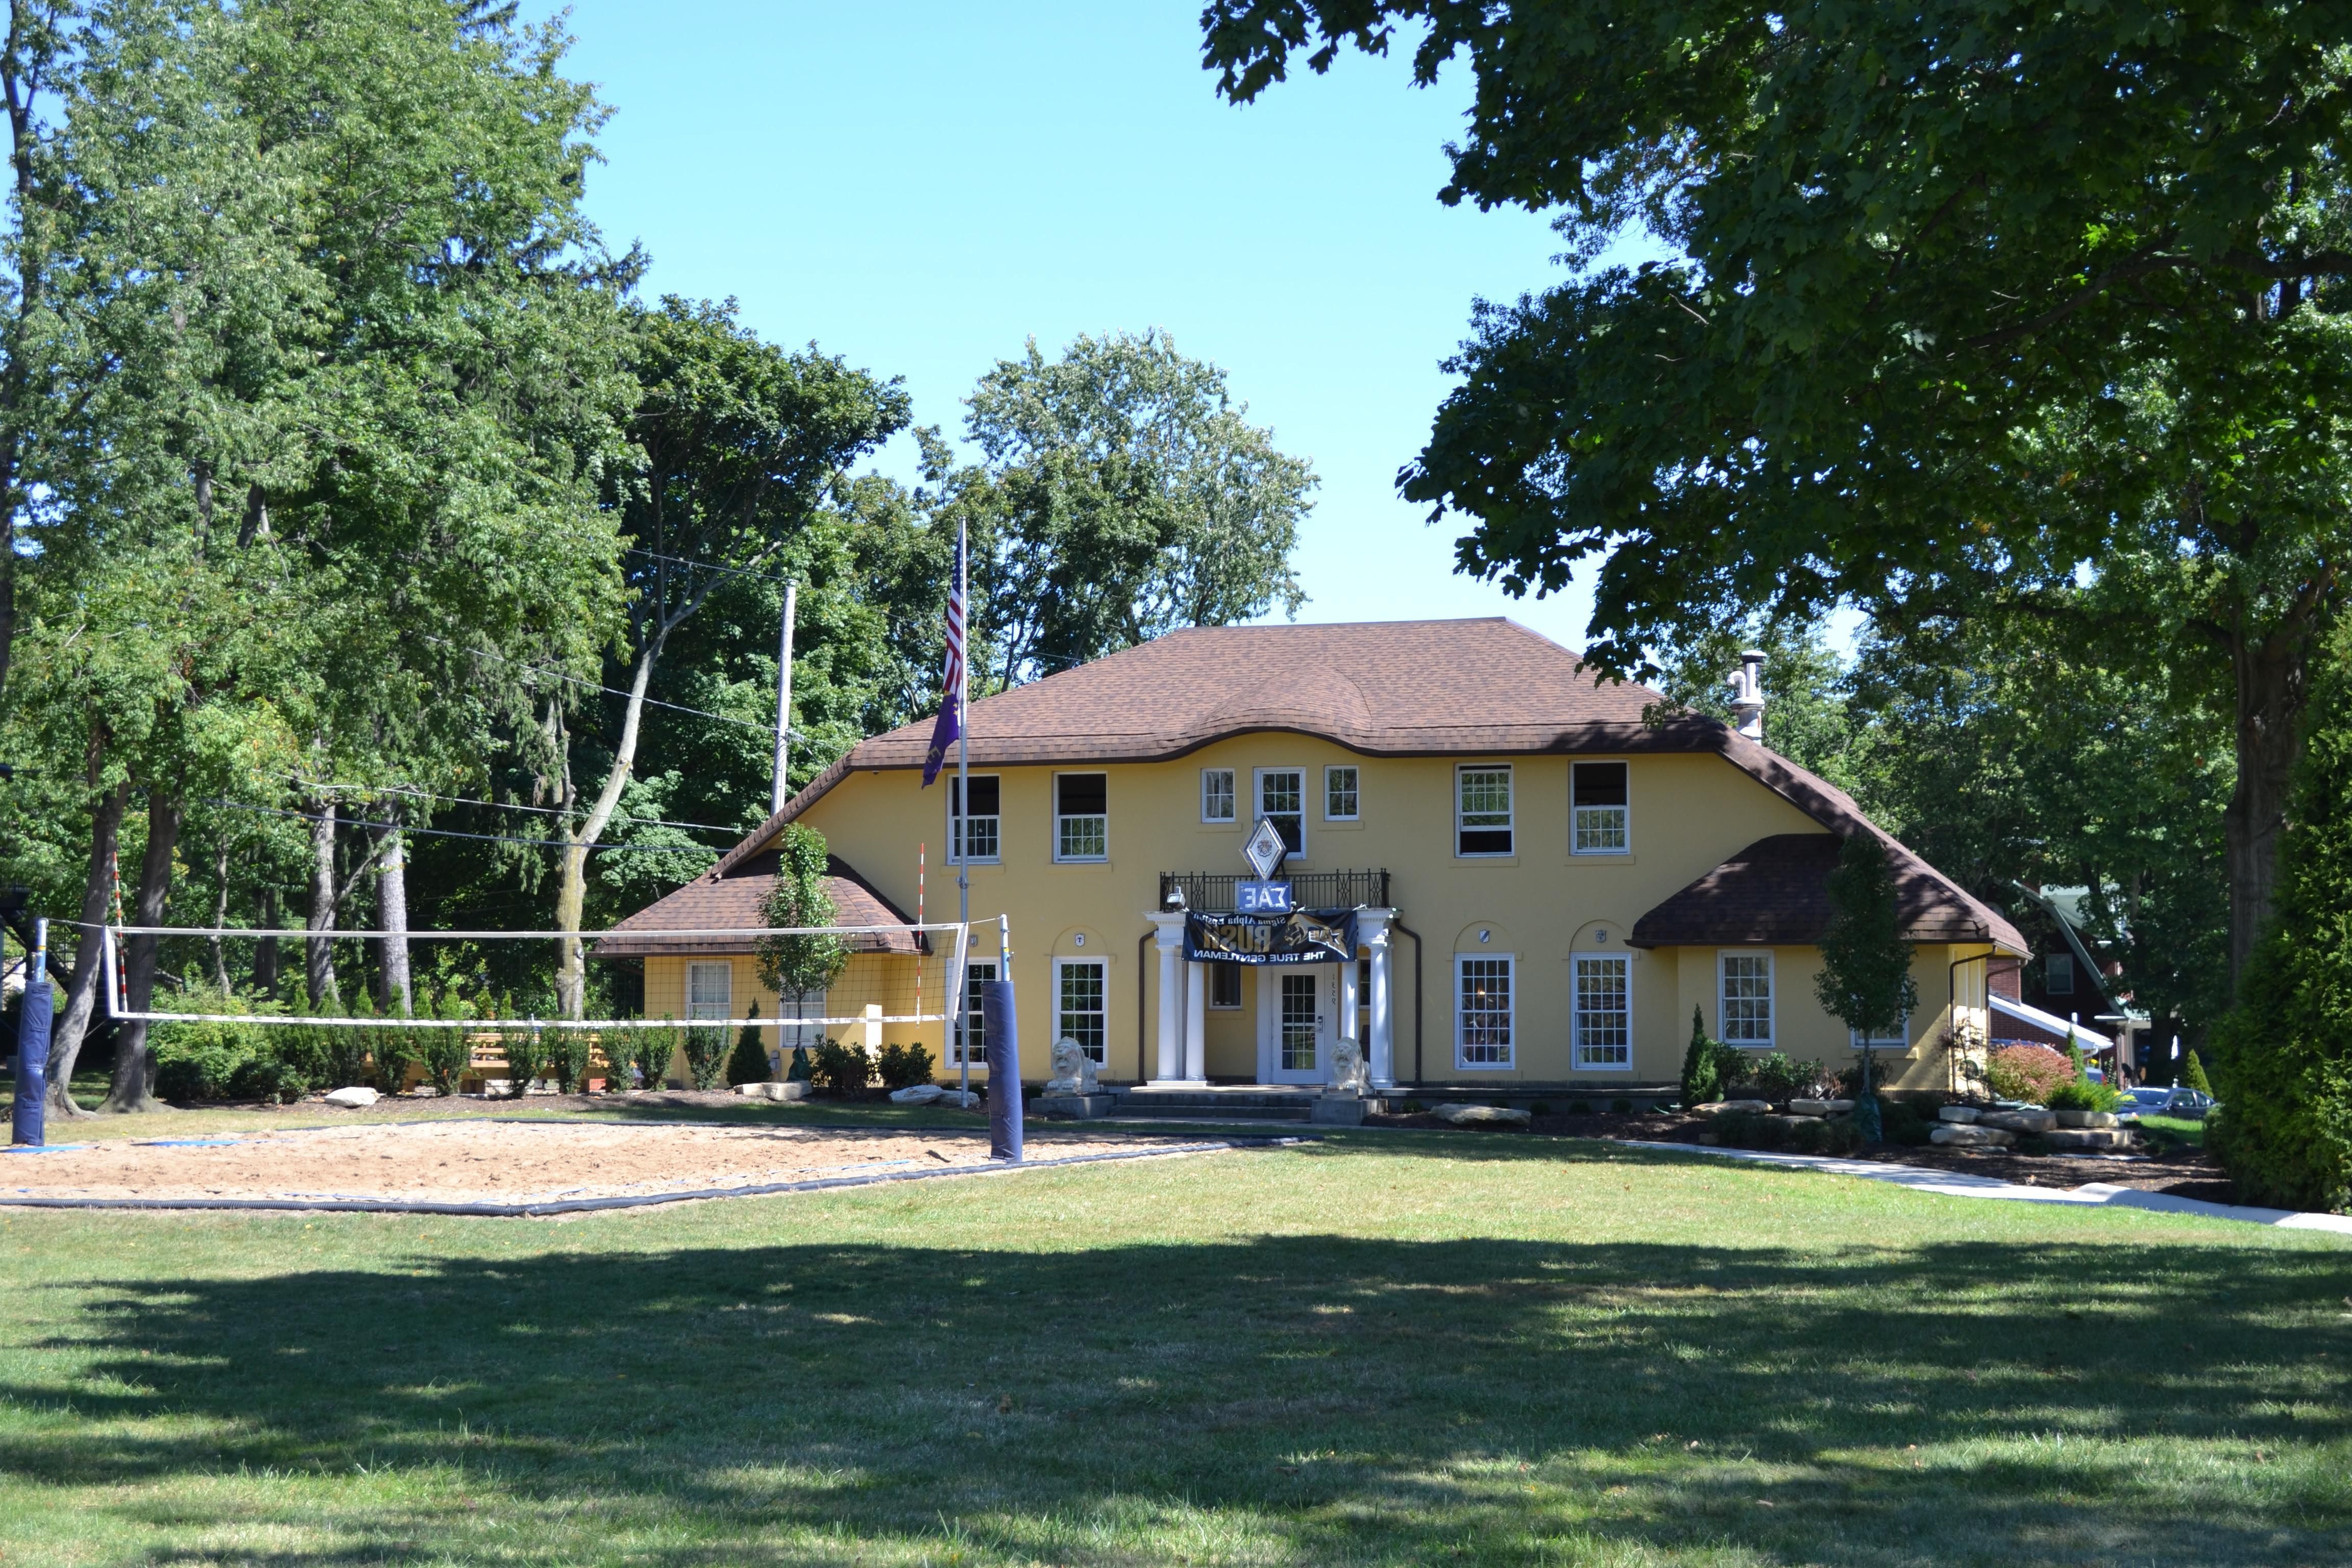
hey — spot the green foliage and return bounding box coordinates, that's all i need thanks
[942,329,1315,687]
[1678,1007,1724,1107]
[755,825,850,1001]
[1878,1099,1934,1147]
[631,1022,681,1094]
[2211,629,2352,1212]
[2184,1050,2216,1098]
[876,1041,935,1092]
[2046,1079,2122,1114]
[1723,1052,1825,1105]
[1712,1111,1864,1158]
[727,1003,771,1086]
[810,1039,873,1096]
[500,1008,549,1098]
[1987,1045,2074,1106]
[682,1025,731,1092]
[151,990,265,1104]
[1609,1098,1632,1115]
[1815,834,1920,1051]
[551,1031,594,1096]
[1204,1,2350,975]
[414,992,472,1098]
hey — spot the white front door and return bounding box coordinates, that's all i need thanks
[1259,964,1336,1084]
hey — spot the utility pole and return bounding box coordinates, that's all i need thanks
[770,580,797,817]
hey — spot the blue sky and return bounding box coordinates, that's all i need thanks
[552,0,1614,651]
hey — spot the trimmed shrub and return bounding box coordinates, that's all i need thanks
[632,1021,681,1093]
[877,1041,936,1091]
[1567,1098,1594,1115]
[552,1032,594,1094]
[683,1024,731,1090]
[152,990,262,1102]
[812,1038,873,1096]
[1986,1044,2073,1104]
[1713,1111,1864,1156]
[1879,1098,1933,1146]
[1610,1097,1633,1114]
[727,1004,771,1086]
[1679,1007,1724,1105]
[500,1006,549,1097]
[2046,1077,2121,1113]
[413,992,472,1096]
[1725,1050,1826,1102]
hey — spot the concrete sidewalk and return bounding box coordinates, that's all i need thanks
[1619,1139,2352,1236]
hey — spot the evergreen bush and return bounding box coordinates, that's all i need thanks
[414,991,472,1096]
[632,1021,681,1093]
[2183,1048,2216,1097]
[552,1031,594,1094]
[812,1038,873,1095]
[876,1041,935,1090]
[2046,1077,2121,1113]
[1679,1007,1726,1105]
[499,1002,549,1097]
[2210,628,2352,1211]
[151,988,261,1102]
[726,1002,771,1086]
[682,1024,730,1090]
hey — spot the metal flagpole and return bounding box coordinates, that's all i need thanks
[957,512,972,1102]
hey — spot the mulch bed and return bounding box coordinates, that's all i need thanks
[1367,1107,2239,1200]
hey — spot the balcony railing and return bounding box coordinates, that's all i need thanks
[1158,869,1390,914]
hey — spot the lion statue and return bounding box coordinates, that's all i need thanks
[1327,1035,1369,1096]
[1046,1036,1098,1095]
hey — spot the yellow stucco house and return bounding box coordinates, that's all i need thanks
[600,619,2023,1097]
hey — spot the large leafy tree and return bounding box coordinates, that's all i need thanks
[943,330,1315,687]
[1203,0,2352,982]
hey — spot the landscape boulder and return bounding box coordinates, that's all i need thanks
[2055,1109,2120,1128]
[735,1081,809,1102]
[1433,1102,1533,1129]
[2045,1127,2134,1151]
[1930,1123,2016,1148]
[889,1084,944,1105]
[933,1089,981,1108]
[1979,1109,2057,1134]
[322,1086,379,1109]
[1937,1105,1981,1124]
[1787,1098,1856,1117]
[1694,1100,1772,1116]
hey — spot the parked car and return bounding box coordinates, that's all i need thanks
[2122,1086,2213,1119]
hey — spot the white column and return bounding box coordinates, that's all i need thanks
[1339,952,1359,1041]
[1184,961,1207,1083]
[1150,915,1185,1084]
[1359,909,1395,1089]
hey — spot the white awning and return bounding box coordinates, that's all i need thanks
[1990,993,2111,1050]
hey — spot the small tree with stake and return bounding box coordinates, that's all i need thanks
[1814,834,1919,1143]
[755,825,850,1018]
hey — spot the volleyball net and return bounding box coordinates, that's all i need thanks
[100,920,995,1035]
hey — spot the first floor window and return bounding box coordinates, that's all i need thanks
[1056,773,1108,861]
[687,961,732,1021]
[954,962,998,1065]
[1573,955,1631,1069]
[951,774,1000,863]
[1202,768,1236,823]
[1055,958,1107,1063]
[1572,761,1629,854]
[777,988,824,1061]
[1325,765,1360,820]
[1209,962,1242,1009]
[1457,954,1513,1067]
[1719,952,1773,1046]
[1457,765,1513,855]
[1852,1012,1910,1051]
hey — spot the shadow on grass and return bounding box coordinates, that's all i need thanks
[4,1220,2347,1565]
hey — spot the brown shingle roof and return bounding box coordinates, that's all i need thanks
[593,854,923,959]
[1630,833,2027,951]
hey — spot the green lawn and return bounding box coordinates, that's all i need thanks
[0,1112,2345,1566]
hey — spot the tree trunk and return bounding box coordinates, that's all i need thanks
[254,885,280,997]
[306,796,338,1007]
[2223,627,2311,986]
[374,807,411,1016]
[555,641,662,1018]
[99,794,181,1114]
[44,780,129,1119]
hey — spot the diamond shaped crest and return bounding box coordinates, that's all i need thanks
[1242,817,1287,879]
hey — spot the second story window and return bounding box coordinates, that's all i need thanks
[1457,765,1513,856]
[1202,768,1235,823]
[2046,952,2075,995]
[1325,765,1359,821]
[1056,772,1108,861]
[1572,762,1629,854]
[1258,768,1304,856]
[950,774,999,863]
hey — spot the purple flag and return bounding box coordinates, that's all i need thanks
[921,531,966,788]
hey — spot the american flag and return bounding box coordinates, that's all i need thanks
[921,527,966,788]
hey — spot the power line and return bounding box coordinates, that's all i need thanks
[203,798,721,857]
[624,546,796,587]
[414,634,788,736]
[306,782,746,838]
